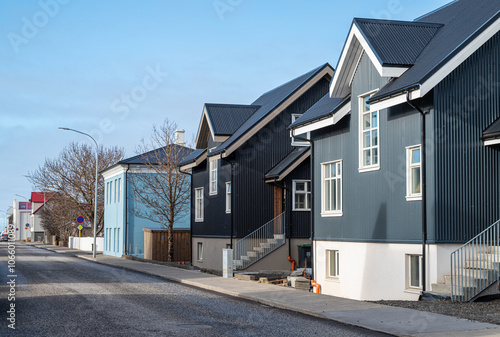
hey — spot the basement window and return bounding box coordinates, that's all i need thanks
[327,250,340,279]
[407,254,423,289]
[197,242,203,261]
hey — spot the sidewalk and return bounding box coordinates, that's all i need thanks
[32,243,500,337]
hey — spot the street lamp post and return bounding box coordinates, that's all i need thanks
[59,127,99,258]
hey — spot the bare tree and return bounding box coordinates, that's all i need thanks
[130,118,192,261]
[27,142,125,236]
[38,194,82,242]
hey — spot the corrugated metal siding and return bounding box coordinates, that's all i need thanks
[433,31,500,243]
[232,78,330,238]
[314,53,422,242]
[284,158,311,238]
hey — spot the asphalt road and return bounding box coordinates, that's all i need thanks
[0,243,389,337]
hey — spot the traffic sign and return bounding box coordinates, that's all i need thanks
[77,216,85,224]
[25,223,29,227]
[77,225,83,231]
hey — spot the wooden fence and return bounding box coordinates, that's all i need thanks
[143,228,191,262]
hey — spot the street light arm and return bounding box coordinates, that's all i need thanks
[59,127,99,258]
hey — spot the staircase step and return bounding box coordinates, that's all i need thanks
[242,255,251,261]
[233,260,243,267]
[465,260,500,270]
[247,251,258,257]
[431,283,452,295]
[260,243,271,249]
[267,238,278,244]
[455,268,496,278]
[254,246,265,252]
[274,234,285,240]
[444,275,487,285]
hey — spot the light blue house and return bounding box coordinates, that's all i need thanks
[101,131,192,258]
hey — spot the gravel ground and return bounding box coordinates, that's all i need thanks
[373,298,500,325]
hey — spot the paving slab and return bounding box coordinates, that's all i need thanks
[29,243,500,337]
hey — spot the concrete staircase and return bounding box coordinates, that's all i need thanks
[233,234,285,269]
[431,243,500,301]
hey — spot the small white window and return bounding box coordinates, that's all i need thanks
[293,180,311,211]
[321,160,342,217]
[197,242,203,261]
[195,188,204,222]
[406,145,422,201]
[359,90,380,172]
[327,250,340,278]
[407,254,423,289]
[209,159,218,195]
[291,114,310,146]
[225,182,231,213]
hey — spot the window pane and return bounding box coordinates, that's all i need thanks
[295,182,305,191]
[372,148,378,165]
[363,131,371,147]
[324,165,330,179]
[337,163,341,176]
[336,179,341,210]
[363,96,370,112]
[295,194,305,209]
[363,149,371,166]
[412,148,420,164]
[307,193,311,209]
[411,167,421,194]
[372,111,378,128]
[372,129,378,146]
[325,180,331,211]
[410,255,421,288]
[332,180,336,210]
[363,113,370,129]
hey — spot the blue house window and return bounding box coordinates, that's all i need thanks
[321,160,342,217]
[359,91,379,172]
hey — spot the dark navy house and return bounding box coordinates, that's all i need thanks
[290,0,500,301]
[180,64,334,272]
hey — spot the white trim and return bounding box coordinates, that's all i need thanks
[225,182,231,214]
[329,24,408,98]
[222,66,334,158]
[420,16,500,98]
[293,101,352,135]
[406,145,422,201]
[358,90,380,172]
[320,160,343,217]
[267,149,311,182]
[195,187,204,222]
[292,180,311,211]
[370,16,500,111]
[209,159,218,195]
[179,151,208,171]
[484,139,500,146]
[127,165,163,174]
[291,114,310,146]
[101,164,127,180]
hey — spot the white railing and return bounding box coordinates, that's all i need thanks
[233,212,285,270]
[451,219,500,302]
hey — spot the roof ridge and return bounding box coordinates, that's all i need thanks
[354,17,443,28]
[414,0,460,22]
[205,103,261,108]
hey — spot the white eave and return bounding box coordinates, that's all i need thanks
[179,151,208,171]
[329,23,409,99]
[292,100,351,135]
[101,164,128,180]
[370,15,500,111]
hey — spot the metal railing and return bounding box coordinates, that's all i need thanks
[233,212,286,270]
[451,219,500,302]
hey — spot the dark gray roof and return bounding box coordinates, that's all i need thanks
[265,147,310,180]
[483,117,500,140]
[354,18,442,66]
[210,63,333,155]
[289,94,350,129]
[370,0,500,102]
[205,104,260,136]
[178,149,206,167]
[119,144,193,165]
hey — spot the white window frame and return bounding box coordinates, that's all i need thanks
[327,250,340,279]
[291,114,310,146]
[358,89,380,172]
[195,187,204,222]
[197,242,203,261]
[406,145,422,201]
[321,160,343,217]
[292,180,311,211]
[407,254,423,289]
[225,182,231,214]
[209,159,218,195]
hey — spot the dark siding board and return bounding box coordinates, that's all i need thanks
[434,31,500,243]
[231,77,330,238]
[313,53,422,242]
[285,158,311,238]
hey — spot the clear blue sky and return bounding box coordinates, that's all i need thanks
[0,0,449,229]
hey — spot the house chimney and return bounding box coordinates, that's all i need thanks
[175,129,186,146]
